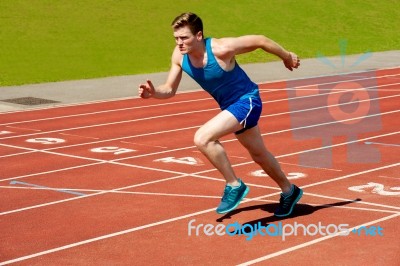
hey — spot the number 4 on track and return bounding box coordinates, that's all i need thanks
[26,137,66,144]
[154,156,201,165]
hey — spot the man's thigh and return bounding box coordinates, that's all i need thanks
[196,110,243,140]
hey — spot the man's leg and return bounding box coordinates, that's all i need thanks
[236,125,303,217]
[235,125,292,192]
[194,110,243,185]
[194,110,249,214]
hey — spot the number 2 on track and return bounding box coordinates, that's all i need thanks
[348,182,400,196]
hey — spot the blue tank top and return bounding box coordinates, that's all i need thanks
[181,38,259,110]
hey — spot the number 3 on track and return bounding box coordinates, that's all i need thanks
[90,146,136,155]
[251,170,307,180]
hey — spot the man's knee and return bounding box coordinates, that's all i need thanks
[250,152,266,165]
[194,128,209,149]
[247,147,270,165]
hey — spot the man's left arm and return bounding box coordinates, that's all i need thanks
[219,35,300,71]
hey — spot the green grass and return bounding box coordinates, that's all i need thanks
[0,0,398,86]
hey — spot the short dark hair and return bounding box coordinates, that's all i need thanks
[171,12,203,37]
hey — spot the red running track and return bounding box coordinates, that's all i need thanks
[0,67,399,265]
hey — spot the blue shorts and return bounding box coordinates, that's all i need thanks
[225,95,263,135]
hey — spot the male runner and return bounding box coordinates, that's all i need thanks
[139,12,302,217]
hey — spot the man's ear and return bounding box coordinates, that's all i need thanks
[196,31,203,40]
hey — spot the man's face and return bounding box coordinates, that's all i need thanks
[173,26,201,54]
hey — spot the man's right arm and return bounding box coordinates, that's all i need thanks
[139,47,183,99]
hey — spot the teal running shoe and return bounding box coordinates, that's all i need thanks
[274,185,303,217]
[216,179,249,214]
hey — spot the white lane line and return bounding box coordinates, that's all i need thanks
[1,81,398,141]
[1,169,399,265]
[303,191,400,211]
[1,71,397,126]
[1,90,395,159]
[0,185,220,199]
[1,100,398,163]
[0,175,188,216]
[237,213,400,265]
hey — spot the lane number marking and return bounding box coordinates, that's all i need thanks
[348,182,400,196]
[251,170,307,180]
[90,146,136,155]
[154,156,201,166]
[26,137,66,145]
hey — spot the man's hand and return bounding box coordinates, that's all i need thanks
[138,79,155,99]
[283,52,300,71]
